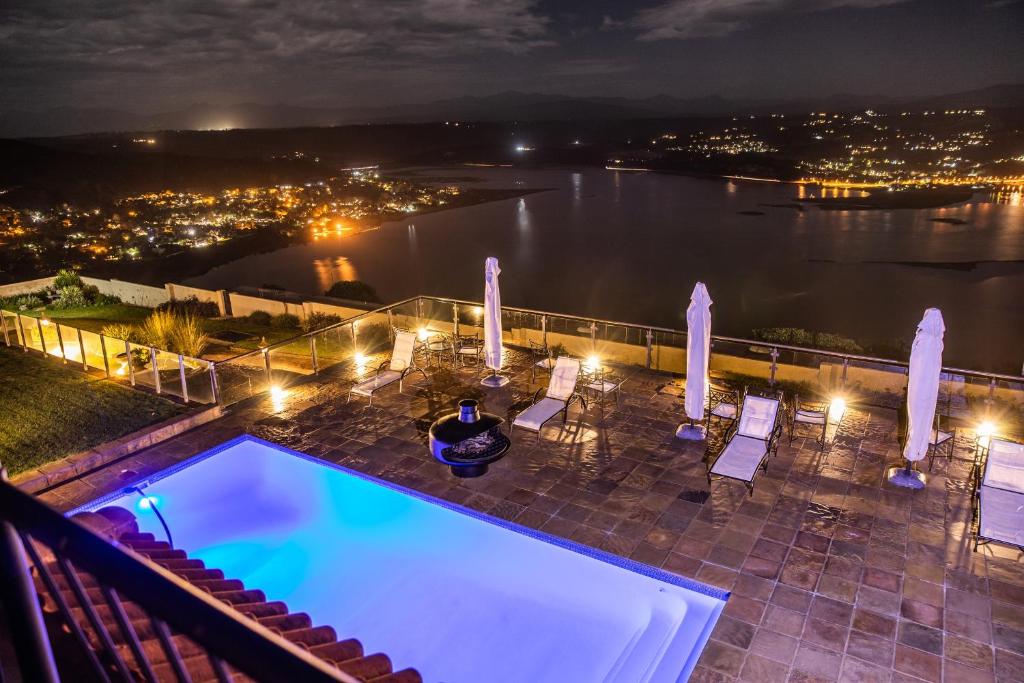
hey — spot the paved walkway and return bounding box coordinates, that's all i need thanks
[42,350,1024,683]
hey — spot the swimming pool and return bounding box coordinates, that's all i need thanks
[74,436,726,682]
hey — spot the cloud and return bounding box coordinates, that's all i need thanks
[630,0,911,41]
[0,0,554,107]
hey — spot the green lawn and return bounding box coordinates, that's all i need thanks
[0,347,186,476]
[20,303,153,332]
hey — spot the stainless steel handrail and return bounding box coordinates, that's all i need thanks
[214,294,1024,385]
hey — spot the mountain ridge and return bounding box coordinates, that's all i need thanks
[3,83,1022,139]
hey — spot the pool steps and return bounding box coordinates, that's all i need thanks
[32,527,422,682]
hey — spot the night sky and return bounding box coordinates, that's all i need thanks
[2,0,1023,113]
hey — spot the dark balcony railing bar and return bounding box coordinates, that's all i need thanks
[0,469,355,683]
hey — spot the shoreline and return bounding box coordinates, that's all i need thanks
[86,186,552,287]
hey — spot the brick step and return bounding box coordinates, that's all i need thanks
[38,509,424,682]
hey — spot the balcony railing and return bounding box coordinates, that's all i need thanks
[211,295,1024,433]
[0,309,217,405]
[0,468,354,683]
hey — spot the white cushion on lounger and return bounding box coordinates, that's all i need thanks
[711,403,737,419]
[795,409,826,425]
[513,398,566,432]
[710,435,768,481]
[548,357,580,401]
[351,370,402,396]
[979,485,1024,546]
[737,395,780,439]
[984,439,1024,493]
[390,331,416,371]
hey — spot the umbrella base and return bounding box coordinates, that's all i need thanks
[675,423,707,441]
[480,374,509,388]
[887,466,926,490]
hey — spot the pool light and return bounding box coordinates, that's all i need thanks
[585,355,601,372]
[417,328,430,342]
[136,495,160,511]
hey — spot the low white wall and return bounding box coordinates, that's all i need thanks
[0,277,56,297]
[228,292,304,318]
[81,277,169,307]
[166,283,229,316]
[302,300,366,320]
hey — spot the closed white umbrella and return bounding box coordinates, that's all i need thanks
[889,308,945,489]
[481,257,509,387]
[677,282,713,440]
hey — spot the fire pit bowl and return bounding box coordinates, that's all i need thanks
[429,399,511,478]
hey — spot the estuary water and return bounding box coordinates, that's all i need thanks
[187,167,1024,373]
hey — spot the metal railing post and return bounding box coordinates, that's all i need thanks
[151,347,161,394]
[17,314,28,352]
[263,348,272,386]
[842,357,849,389]
[350,322,358,357]
[453,302,459,338]
[387,310,394,338]
[987,377,997,408]
[541,314,548,350]
[54,322,67,363]
[310,336,319,374]
[76,327,86,368]
[100,335,111,377]
[35,317,45,354]
[646,328,654,369]
[769,347,779,387]
[209,361,221,404]
[125,340,136,386]
[178,354,189,403]
[416,298,423,327]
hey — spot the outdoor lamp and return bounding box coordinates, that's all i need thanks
[829,397,847,424]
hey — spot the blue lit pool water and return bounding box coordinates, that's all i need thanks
[74,436,726,682]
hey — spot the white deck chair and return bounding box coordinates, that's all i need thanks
[512,357,582,439]
[707,393,783,496]
[976,438,1024,551]
[348,330,425,405]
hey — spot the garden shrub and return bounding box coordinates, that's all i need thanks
[247,310,272,326]
[12,294,44,311]
[50,285,90,310]
[53,269,82,289]
[271,313,300,329]
[325,280,380,303]
[158,296,219,318]
[302,312,341,333]
[101,323,141,343]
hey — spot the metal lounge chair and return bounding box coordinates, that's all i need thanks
[347,330,425,405]
[927,400,956,471]
[454,333,484,368]
[789,394,830,450]
[512,356,583,439]
[975,437,1024,552]
[707,392,784,496]
[706,384,740,432]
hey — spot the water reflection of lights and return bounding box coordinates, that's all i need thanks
[315,257,359,294]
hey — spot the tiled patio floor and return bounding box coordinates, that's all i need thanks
[41,349,1024,683]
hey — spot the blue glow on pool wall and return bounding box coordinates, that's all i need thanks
[74,436,726,683]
